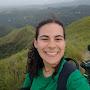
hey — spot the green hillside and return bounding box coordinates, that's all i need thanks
[65,16,90,60]
[0,25,35,59]
[0,49,27,90]
[0,26,13,37]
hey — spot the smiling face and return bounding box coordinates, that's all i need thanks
[34,23,65,67]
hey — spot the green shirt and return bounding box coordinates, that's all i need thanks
[22,58,90,90]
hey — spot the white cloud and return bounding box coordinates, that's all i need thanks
[0,0,75,6]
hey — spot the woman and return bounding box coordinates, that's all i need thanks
[21,19,90,90]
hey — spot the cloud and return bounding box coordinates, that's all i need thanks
[0,0,75,6]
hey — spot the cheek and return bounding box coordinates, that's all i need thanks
[37,41,48,49]
[62,44,65,49]
[58,42,65,49]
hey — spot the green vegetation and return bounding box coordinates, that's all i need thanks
[0,49,27,90]
[0,16,90,90]
[0,26,13,37]
[0,25,35,89]
[0,25,35,59]
[65,16,90,61]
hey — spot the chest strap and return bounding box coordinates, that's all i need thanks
[57,61,77,90]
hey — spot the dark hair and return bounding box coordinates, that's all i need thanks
[35,19,65,40]
[88,45,90,51]
[27,19,65,78]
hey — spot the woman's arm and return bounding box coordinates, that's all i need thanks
[67,70,90,90]
[20,73,31,90]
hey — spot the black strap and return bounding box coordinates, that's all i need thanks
[57,61,77,90]
[65,57,79,69]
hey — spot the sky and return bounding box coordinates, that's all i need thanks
[0,0,74,7]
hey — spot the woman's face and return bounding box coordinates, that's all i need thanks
[34,23,65,67]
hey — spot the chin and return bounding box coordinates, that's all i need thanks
[49,61,60,67]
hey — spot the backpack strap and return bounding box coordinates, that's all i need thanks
[57,61,77,90]
[65,57,79,69]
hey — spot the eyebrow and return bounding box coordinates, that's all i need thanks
[39,35,64,38]
[55,35,64,38]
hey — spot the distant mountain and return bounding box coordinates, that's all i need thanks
[44,0,90,8]
[0,26,13,37]
[74,0,90,5]
[66,16,90,59]
[0,5,90,28]
[0,1,90,37]
[0,25,35,59]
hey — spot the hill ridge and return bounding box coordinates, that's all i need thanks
[0,25,35,59]
[66,16,90,59]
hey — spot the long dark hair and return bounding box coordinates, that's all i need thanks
[27,19,65,78]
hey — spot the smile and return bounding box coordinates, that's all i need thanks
[45,51,58,56]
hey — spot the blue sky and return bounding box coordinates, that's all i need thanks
[0,0,74,7]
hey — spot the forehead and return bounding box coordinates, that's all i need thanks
[38,23,64,36]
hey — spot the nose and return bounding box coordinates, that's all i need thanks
[47,40,56,49]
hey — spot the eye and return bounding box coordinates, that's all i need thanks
[55,38,63,41]
[41,38,48,41]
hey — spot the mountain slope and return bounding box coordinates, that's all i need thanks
[0,26,13,37]
[66,16,90,60]
[0,49,27,90]
[0,25,35,59]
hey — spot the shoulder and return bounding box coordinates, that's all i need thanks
[22,73,31,88]
[67,70,90,90]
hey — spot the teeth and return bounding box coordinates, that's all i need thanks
[46,52,57,56]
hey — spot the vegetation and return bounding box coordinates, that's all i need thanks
[0,25,35,59]
[0,26,13,37]
[65,16,90,61]
[0,50,27,90]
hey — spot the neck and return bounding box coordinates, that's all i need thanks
[43,65,55,77]
[44,65,54,72]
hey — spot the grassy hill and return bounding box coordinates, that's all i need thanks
[0,26,13,37]
[65,16,90,60]
[0,25,35,59]
[0,49,27,90]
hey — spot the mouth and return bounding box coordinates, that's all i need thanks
[44,51,59,56]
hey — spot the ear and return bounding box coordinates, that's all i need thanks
[34,39,38,49]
